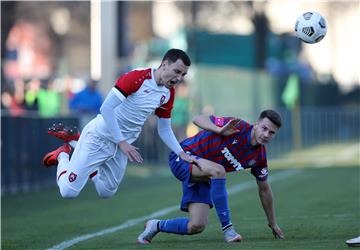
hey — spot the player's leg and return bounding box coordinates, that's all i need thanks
[154,168,213,237]
[56,148,87,198]
[190,157,226,181]
[55,120,111,198]
[91,147,128,198]
[47,123,80,148]
[157,202,210,235]
[187,203,210,234]
[168,152,238,240]
[43,123,80,169]
[42,142,83,198]
[169,152,231,230]
[155,202,210,237]
[189,157,234,232]
[137,204,210,244]
[137,160,212,244]
[191,158,241,241]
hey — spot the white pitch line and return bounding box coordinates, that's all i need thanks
[48,169,299,250]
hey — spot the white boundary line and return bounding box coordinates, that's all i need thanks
[48,169,299,250]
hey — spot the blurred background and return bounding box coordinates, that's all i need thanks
[1,1,359,195]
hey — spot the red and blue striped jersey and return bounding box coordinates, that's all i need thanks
[181,116,268,181]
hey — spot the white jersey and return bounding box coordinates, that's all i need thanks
[94,68,175,143]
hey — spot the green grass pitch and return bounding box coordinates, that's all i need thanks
[2,166,359,250]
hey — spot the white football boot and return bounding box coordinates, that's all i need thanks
[346,236,360,247]
[137,219,160,244]
[223,226,242,243]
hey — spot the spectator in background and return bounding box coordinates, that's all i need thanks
[37,78,61,117]
[1,79,25,116]
[24,78,41,111]
[1,90,25,117]
[69,79,103,114]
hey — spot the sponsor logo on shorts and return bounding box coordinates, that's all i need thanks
[258,168,268,178]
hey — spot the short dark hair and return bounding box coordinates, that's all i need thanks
[162,48,191,66]
[259,109,282,128]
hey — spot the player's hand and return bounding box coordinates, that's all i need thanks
[118,141,143,163]
[219,119,241,136]
[268,224,284,239]
[178,152,203,171]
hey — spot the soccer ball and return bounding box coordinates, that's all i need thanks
[295,11,327,44]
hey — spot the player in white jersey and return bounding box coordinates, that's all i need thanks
[42,49,198,198]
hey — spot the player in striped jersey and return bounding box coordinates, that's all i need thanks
[138,109,285,243]
[42,49,196,199]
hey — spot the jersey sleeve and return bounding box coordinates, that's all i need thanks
[210,116,249,133]
[251,149,268,181]
[114,69,151,97]
[155,87,175,118]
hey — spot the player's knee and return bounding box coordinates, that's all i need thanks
[59,186,80,199]
[188,223,206,234]
[210,165,225,178]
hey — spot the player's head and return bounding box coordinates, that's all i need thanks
[162,49,191,67]
[158,49,191,89]
[253,109,282,145]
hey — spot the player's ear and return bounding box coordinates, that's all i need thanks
[161,60,169,69]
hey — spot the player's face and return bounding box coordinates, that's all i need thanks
[253,117,279,145]
[160,59,189,89]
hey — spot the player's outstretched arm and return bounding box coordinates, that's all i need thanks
[256,179,285,239]
[192,115,220,133]
[219,119,241,136]
[192,115,240,135]
[157,118,201,167]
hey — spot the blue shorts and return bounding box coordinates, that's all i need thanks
[169,152,213,212]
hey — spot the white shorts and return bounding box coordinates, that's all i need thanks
[60,118,127,193]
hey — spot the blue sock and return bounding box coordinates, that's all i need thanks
[211,178,231,228]
[159,218,189,235]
